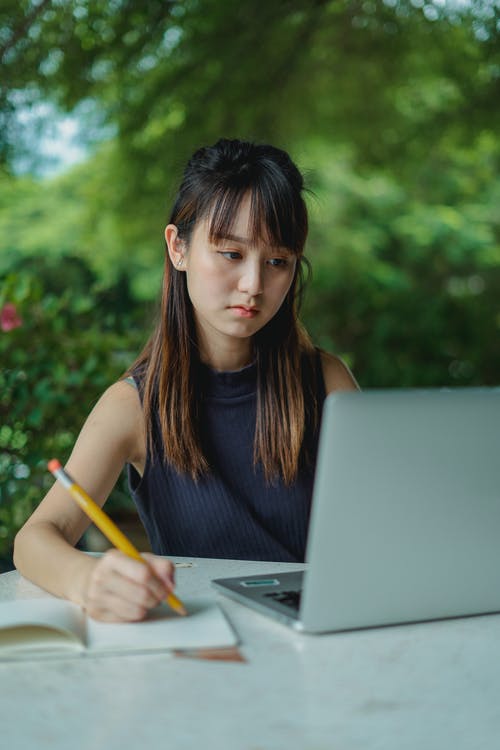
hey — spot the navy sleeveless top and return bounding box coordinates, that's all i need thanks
[127,353,326,562]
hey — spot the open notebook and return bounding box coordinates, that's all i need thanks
[0,596,237,660]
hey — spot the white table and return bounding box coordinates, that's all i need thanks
[1,557,500,750]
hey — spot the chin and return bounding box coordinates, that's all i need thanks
[225,322,263,339]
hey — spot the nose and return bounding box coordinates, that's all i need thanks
[238,259,264,297]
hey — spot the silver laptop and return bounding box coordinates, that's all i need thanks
[212,388,500,633]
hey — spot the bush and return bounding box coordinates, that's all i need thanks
[0,257,147,568]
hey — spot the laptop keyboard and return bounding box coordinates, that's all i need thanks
[264,589,301,611]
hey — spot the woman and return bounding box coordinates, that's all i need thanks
[14,138,358,622]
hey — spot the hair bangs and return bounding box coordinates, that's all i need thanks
[206,187,247,244]
[249,177,306,255]
[206,178,307,255]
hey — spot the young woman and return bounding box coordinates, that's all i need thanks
[14,138,358,622]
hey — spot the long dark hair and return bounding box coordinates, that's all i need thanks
[127,138,318,484]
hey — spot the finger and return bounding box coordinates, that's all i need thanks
[86,591,149,623]
[141,554,175,590]
[104,549,166,595]
[91,552,165,609]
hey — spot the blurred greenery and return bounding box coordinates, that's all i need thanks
[302,136,500,386]
[0,0,499,567]
[0,258,151,563]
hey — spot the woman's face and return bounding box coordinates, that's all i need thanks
[165,193,297,367]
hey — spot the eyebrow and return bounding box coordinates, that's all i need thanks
[218,233,252,245]
[217,233,291,253]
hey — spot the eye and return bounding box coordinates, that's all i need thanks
[267,257,290,268]
[219,251,242,260]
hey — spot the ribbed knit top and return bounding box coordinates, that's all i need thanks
[127,353,326,562]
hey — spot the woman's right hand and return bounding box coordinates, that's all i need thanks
[81,549,176,622]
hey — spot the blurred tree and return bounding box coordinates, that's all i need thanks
[302,135,500,386]
[1,1,499,190]
[1,0,499,297]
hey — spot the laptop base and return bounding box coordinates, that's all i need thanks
[212,571,307,631]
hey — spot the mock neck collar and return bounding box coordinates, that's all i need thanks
[197,360,257,398]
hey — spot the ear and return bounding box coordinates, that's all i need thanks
[165,224,186,270]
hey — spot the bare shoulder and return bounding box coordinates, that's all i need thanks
[319,350,360,395]
[97,377,141,413]
[85,379,145,465]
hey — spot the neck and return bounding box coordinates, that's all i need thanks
[197,338,254,372]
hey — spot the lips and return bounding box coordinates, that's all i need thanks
[229,305,259,318]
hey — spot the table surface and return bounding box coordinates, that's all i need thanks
[1,557,500,750]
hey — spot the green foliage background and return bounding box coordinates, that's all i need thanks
[1,0,499,566]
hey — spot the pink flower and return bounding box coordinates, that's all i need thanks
[1,303,22,332]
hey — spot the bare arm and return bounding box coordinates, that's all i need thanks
[13,381,175,621]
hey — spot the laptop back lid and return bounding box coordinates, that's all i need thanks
[300,388,500,632]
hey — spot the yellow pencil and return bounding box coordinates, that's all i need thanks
[47,459,187,616]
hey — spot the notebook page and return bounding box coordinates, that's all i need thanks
[85,597,238,653]
[0,599,86,654]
